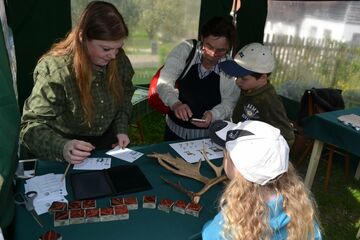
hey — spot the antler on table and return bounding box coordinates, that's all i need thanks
[160,176,195,200]
[200,148,223,177]
[148,152,228,204]
[147,153,209,183]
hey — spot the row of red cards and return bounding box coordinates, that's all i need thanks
[49,195,202,227]
[150,196,202,217]
[111,195,202,216]
[50,198,134,227]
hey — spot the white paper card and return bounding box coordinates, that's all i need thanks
[24,173,67,197]
[73,157,111,170]
[106,146,143,163]
[169,138,224,163]
[338,114,360,129]
[24,173,68,215]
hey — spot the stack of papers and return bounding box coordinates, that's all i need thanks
[170,138,224,163]
[338,114,360,130]
[24,173,68,215]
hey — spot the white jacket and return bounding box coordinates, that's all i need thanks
[156,40,240,121]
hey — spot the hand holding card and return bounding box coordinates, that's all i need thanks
[190,117,210,128]
[190,118,206,123]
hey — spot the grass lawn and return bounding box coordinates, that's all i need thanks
[129,111,360,240]
[132,67,158,86]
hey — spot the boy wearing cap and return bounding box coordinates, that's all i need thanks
[202,120,322,240]
[219,43,295,146]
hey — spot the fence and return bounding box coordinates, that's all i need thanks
[131,34,360,107]
[264,34,360,107]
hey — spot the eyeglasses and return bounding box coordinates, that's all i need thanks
[203,42,228,55]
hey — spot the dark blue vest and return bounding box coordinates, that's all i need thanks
[168,63,221,129]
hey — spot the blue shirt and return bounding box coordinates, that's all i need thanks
[202,195,322,240]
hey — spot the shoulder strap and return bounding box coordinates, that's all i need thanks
[177,39,197,81]
[185,39,197,64]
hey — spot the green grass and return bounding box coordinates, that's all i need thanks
[132,67,158,86]
[129,111,360,240]
[128,111,165,146]
[294,156,360,239]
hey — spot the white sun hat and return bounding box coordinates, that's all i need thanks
[209,120,289,185]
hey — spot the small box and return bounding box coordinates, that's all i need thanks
[82,199,96,209]
[124,196,138,210]
[85,208,100,223]
[68,200,82,210]
[100,207,115,222]
[54,210,69,227]
[38,230,62,240]
[185,203,202,217]
[113,205,129,220]
[172,200,187,214]
[48,201,67,213]
[142,195,157,209]
[158,199,174,213]
[110,197,124,206]
[69,209,85,224]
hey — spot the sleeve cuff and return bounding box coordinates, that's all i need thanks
[53,139,68,162]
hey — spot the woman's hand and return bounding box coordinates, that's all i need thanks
[172,101,193,121]
[190,111,212,128]
[115,133,130,149]
[63,140,95,164]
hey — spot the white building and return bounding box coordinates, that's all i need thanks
[265,1,360,43]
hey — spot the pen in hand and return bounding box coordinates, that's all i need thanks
[61,162,71,182]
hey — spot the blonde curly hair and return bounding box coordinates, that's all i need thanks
[220,161,320,240]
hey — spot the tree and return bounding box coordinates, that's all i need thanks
[71,0,140,34]
[112,0,141,33]
[137,0,187,54]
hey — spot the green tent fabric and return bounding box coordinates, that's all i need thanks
[0,19,20,230]
[1,0,70,231]
[6,0,71,112]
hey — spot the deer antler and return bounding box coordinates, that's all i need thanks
[200,148,223,177]
[148,153,209,183]
[148,152,227,204]
[160,176,195,200]
[192,175,228,204]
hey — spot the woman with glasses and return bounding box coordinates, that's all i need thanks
[157,16,239,141]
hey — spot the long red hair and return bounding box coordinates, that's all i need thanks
[40,1,129,123]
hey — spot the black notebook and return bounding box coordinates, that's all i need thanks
[70,164,152,200]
